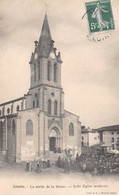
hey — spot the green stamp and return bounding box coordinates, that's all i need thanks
[85,0,115,33]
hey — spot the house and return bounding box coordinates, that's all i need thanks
[96,125,119,151]
[81,126,100,147]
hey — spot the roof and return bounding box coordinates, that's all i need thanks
[81,130,98,133]
[38,14,52,58]
[101,143,112,147]
[29,14,62,63]
[81,127,98,133]
[0,97,24,107]
[94,125,119,132]
[90,142,104,148]
[64,110,79,118]
[0,113,18,119]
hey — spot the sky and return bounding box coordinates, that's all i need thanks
[0,0,119,128]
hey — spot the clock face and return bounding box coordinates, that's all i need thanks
[34,53,38,59]
[50,52,55,59]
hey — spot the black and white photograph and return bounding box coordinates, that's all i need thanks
[0,0,119,195]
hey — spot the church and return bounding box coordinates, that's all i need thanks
[0,14,81,162]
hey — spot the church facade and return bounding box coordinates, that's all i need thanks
[0,15,81,162]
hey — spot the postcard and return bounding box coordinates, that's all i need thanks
[0,0,119,195]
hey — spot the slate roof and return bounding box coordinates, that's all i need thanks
[38,14,52,58]
[94,125,119,132]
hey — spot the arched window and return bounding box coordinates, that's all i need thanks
[21,101,23,110]
[34,93,38,107]
[69,123,74,136]
[36,100,39,107]
[7,108,10,114]
[54,63,58,82]
[16,105,19,112]
[48,99,51,114]
[47,61,51,81]
[11,104,13,113]
[2,107,4,116]
[54,100,57,115]
[33,101,35,108]
[0,122,3,147]
[26,119,33,136]
[12,119,16,135]
[38,62,40,80]
[34,63,36,81]
[0,121,2,131]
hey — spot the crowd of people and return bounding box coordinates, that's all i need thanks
[25,148,119,175]
[25,159,50,172]
[56,151,119,175]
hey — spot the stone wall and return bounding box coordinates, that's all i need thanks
[2,120,6,154]
[0,118,16,162]
[7,118,16,162]
[63,111,81,152]
[16,108,39,162]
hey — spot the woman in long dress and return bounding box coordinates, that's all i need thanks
[92,3,109,30]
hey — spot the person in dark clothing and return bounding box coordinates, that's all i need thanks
[64,158,70,174]
[57,156,62,168]
[36,161,42,173]
[47,159,50,167]
[26,161,29,172]
[76,153,80,171]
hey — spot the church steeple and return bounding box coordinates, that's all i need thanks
[38,14,53,58]
[39,14,52,42]
[27,13,64,115]
[29,14,63,90]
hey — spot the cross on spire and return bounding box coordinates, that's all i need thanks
[45,3,48,14]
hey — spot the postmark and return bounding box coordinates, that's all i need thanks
[87,32,111,43]
[85,0,115,34]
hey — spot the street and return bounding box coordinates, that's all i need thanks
[0,159,119,195]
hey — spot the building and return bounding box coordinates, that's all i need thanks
[81,126,100,147]
[0,14,81,162]
[96,125,119,151]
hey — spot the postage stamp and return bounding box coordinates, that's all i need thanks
[85,0,115,33]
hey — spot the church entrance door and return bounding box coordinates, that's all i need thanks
[49,128,60,152]
[50,137,56,151]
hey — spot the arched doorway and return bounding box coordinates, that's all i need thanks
[49,128,60,152]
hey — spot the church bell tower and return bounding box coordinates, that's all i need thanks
[26,14,64,117]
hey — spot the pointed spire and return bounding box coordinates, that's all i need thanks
[39,14,52,42]
[38,14,52,58]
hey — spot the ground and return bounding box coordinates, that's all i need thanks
[0,158,119,195]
